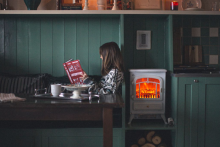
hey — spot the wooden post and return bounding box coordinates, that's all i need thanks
[103,108,113,147]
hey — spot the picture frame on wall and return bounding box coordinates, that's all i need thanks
[136,30,151,50]
[134,0,162,10]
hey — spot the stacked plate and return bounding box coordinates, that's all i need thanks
[182,0,202,10]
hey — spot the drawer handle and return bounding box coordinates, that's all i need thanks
[194,80,199,83]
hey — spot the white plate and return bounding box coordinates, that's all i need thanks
[182,0,202,10]
[185,8,203,11]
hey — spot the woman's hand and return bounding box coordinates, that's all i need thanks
[80,70,88,81]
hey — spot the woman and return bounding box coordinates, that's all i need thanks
[81,42,124,94]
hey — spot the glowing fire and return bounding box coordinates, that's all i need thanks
[136,78,160,98]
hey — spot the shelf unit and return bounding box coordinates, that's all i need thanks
[1,10,220,15]
[0,10,219,147]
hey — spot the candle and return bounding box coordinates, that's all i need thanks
[170,1,178,10]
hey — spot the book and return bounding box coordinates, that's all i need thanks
[63,59,84,84]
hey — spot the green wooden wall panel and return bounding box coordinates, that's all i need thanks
[41,18,53,75]
[42,128,122,147]
[64,18,77,75]
[4,18,17,74]
[124,15,134,70]
[112,18,120,45]
[0,19,4,72]
[155,18,166,68]
[101,18,113,44]
[17,18,29,75]
[76,18,89,73]
[29,18,41,74]
[145,17,158,68]
[133,16,146,68]
[165,15,173,72]
[52,18,65,77]
[0,129,42,147]
[88,18,101,75]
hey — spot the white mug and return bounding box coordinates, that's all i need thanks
[51,84,62,97]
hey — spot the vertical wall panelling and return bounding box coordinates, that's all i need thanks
[156,18,166,68]
[145,17,158,68]
[0,16,120,77]
[119,14,124,54]
[76,17,89,74]
[124,15,134,70]
[29,18,41,74]
[64,17,77,74]
[88,17,101,75]
[165,15,173,72]
[112,18,120,45]
[17,18,29,74]
[0,19,4,72]
[52,18,65,77]
[133,16,146,68]
[41,18,53,75]
[4,18,17,74]
[100,17,120,68]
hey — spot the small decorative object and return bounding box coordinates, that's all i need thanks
[112,0,118,10]
[170,1,178,10]
[136,30,151,50]
[211,2,218,11]
[122,0,133,10]
[182,0,202,10]
[24,0,41,10]
[106,0,122,10]
[83,0,89,10]
[134,0,162,10]
[97,0,105,10]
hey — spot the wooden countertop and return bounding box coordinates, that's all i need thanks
[0,93,124,121]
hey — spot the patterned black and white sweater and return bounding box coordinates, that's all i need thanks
[83,69,124,94]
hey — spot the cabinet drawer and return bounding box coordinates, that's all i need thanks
[133,103,162,110]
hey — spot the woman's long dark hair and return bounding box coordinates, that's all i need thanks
[99,42,124,76]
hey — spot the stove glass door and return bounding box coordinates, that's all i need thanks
[135,77,161,99]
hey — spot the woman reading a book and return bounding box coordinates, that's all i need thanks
[81,42,124,94]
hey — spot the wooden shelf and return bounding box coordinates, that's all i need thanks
[0,10,220,15]
[125,119,176,130]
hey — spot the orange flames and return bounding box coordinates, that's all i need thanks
[136,78,160,98]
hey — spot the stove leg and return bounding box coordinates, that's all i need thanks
[128,114,134,124]
[161,114,167,124]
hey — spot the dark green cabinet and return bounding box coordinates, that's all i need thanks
[174,77,220,147]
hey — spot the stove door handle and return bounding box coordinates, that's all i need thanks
[194,80,199,83]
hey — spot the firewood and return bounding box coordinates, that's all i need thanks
[158,143,167,147]
[141,143,156,147]
[146,131,155,142]
[131,144,139,147]
[138,137,146,145]
[152,135,162,145]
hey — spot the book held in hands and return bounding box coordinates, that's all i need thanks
[63,59,84,84]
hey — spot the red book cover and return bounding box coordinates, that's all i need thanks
[63,59,84,84]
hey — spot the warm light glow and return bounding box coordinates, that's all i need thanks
[136,78,160,99]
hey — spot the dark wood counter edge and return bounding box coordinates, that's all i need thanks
[0,94,124,108]
[171,73,220,77]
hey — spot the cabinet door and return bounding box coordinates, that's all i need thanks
[177,77,199,147]
[198,78,220,147]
